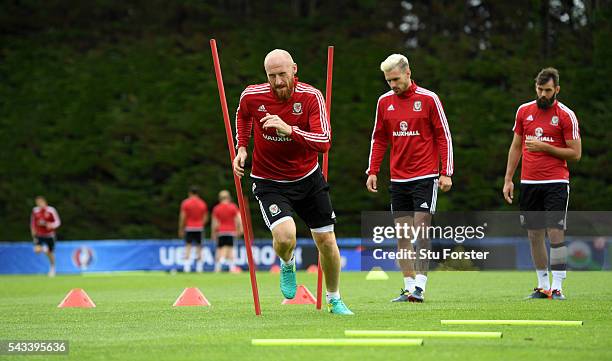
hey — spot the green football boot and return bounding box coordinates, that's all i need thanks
[327,298,354,315]
[280,262,297,299]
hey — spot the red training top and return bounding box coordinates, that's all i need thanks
[513,100,580,183]
[181,196,208,231]
[212,202,240,236]
[367,82,453,182]
[235,80,330,182]
[30,206,61,237]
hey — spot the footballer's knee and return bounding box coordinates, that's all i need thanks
[547,228,565,244]
[272,221,296,249]
[312,231,337,252]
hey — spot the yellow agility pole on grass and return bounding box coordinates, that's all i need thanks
[251,338,423,346]
[441,320,583,326]
[345,330,502,338]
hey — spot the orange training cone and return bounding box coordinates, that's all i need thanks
[173,287,210,307]
[306,264,318,274]
[270,264,280,274]
[282,285,316,305]
[58,288,96,308]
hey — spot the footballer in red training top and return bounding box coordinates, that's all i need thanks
[178,186,208,273]
[211,190,242,272]
[30,196,61,277]
[366,53,454,303]
[503,67,581,301]
[232,49,352,315]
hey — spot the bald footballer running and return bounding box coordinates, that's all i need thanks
[233,49,353,315]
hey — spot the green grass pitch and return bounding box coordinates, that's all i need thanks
[1,271,611,360]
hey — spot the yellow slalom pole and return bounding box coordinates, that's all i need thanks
[441,320,583,326]
[345,330,502,338]
[251,338,423,346]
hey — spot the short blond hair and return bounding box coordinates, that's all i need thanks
[380,54,409,72]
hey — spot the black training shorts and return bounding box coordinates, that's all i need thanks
[34,236,55,252]
[252,167,336,230]
[390,177,439,215]
[184,231,203,245]
[519,183,569,230]
[217,235,235,247]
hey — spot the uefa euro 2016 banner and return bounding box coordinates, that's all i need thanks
[0,237,608,274]
[0,239,361,275]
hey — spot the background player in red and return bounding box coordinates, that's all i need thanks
[233,49,353,315]
[30,196,61,277]
[366,54,453,303]
[503,67,581,300]
[178,186,208,273]
[211,190,242,272]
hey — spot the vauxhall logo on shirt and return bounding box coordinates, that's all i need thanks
[263,133,292,142]
[526,127,554,142]
[393,120,420,137]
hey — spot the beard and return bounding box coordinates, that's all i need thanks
[392,82,409,95]
[272,77,294,101]
[536,93,556,109]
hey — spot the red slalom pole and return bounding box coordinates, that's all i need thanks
[242,193,255,261]
[317,46,334,310]
[210,39,261,316]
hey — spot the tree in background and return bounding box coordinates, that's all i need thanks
[0,0,610,241]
